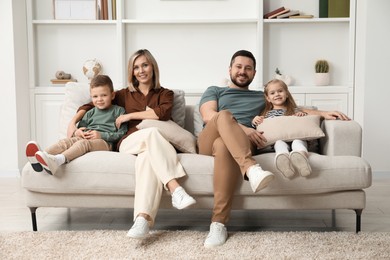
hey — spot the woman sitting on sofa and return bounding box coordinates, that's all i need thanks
[67,49,196,239]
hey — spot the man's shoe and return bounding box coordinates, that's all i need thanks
[204,222,227,248]
[290,151,312,177]
[275,153,296,179]
[172,186,196,210]
[247,164,274,193]
[25,141,43,172]
[35,151,59,175]
[127,216,149,239]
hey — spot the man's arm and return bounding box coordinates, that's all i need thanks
[301,108,350,121]
[199,100,218,124]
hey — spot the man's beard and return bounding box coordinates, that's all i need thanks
[230,74,254,88]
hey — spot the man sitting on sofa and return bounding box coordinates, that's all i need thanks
[197,49,350,248]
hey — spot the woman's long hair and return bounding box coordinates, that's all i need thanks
[127,49,161,92]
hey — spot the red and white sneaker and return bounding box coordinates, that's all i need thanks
[25,141,43,173]
[35,151,59,176]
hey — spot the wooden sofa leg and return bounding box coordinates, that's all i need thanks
[354,209,363,233]
[29,207,38,231]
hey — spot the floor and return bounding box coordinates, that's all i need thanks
[1,174,389,233]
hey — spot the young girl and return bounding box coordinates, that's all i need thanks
[252,79,311,179]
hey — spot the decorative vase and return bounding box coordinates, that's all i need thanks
[315,73,330,86]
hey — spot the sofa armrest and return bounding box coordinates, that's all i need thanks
[319,120,362,156]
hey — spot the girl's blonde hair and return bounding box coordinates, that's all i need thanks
[261,79,297,116]
[127,49,161,92]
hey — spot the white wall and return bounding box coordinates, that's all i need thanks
[0,0,20,177]
[355,0,390,172]
[0,0,389,176]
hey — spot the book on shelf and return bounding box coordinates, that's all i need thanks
[277,10,300,19]
[264,7,286,19]
[289,15,314,19]
[97,0,116,20]
[319,0,349,18]
[319,0,329,18]
[328,0,349,18]
[267,8,290,19]
[54,0,97,20]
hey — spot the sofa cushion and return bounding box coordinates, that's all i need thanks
[256,115,325,147]
[136,119,197,153]
[22,151,371,197]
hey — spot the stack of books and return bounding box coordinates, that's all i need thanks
[263,7,314,19]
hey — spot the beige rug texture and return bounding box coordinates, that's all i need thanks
[1,230,390,259]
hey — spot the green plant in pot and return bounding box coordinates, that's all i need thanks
[314,59,330,86]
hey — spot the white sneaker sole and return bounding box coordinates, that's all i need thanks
[275,153,296,179]
[290,151,312,177]
[252,171,274,193]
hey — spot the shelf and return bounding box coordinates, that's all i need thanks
[122,19,258,24]
[32,20,117,25]
[263,18,350,23]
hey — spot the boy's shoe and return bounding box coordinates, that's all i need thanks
[275,153,296,179]
[247,164,274,193]
[127,216,149,239]
[25,141,43,172]
[204,222,228,248]
[35,151,59,175]
[172,186,196,210]
[290,151,312,177]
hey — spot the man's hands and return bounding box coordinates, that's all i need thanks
[321,110,350,120]
[240,125,267,149]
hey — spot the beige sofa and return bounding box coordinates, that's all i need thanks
[21,84,372,232]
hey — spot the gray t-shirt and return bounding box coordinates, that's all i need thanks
[199,86,265,128]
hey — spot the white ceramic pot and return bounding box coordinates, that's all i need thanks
[315,73,330,86]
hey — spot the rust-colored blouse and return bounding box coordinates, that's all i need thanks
[78,86,174,150]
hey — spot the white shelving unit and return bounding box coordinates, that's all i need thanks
[26,0,356,146]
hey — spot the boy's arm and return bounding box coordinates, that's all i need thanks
[67,110,87,138]
[100,107,128,143]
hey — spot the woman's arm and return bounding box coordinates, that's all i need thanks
[115,109,158,129]
[67,109,86,138]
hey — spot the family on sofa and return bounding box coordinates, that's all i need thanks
[25,49,351,248]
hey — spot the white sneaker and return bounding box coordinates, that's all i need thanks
[172,186,196,210]
[290,151,312,177]
[204,222,227,248]
[275,153,296,179]
[247,164,274,193]
[35,151,60,175]
[127,216,149,239]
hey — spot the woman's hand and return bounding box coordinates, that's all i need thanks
[115,114,131,129]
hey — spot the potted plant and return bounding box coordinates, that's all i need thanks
[314,60,330,86]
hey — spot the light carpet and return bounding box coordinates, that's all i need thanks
[1,230,390,259]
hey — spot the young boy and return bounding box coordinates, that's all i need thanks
[25,74,127,175]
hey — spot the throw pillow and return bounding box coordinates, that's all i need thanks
[136,119,197,153]
[59,82,91,139]
[193,103,204,137]
[256,115,325,147]
[171,89,186,128]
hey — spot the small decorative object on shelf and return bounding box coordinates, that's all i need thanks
[51,70,77,84]
[83,59,102,80]
[314,59,330,86]
[274,68,293,86]
[54,0,97,20]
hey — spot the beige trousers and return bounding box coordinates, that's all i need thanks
[119,127,186,225]
[46,137,111,162]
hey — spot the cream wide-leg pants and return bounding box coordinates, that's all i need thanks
[119,127,186,225]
